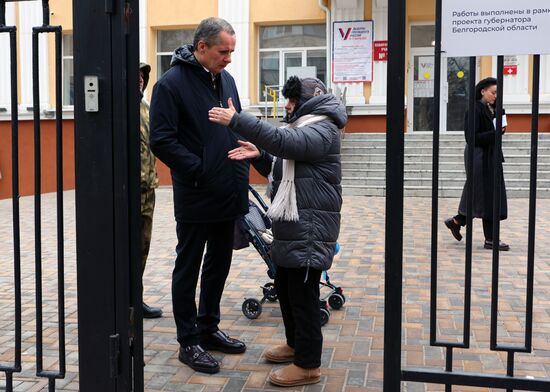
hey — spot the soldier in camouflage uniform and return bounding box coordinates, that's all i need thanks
[140,62,163,318]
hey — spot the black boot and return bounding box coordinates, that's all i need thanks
[143,302,162,318]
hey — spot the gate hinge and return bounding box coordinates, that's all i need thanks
[109,334,121,378]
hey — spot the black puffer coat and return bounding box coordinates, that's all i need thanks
[228,94,347,271]
[458,100,507,220]
[149,45,249,223]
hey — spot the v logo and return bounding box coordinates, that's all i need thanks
[338,28,352,40]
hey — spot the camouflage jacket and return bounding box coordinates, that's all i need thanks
[140,100,159,190]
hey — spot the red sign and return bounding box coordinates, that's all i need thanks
[503,65,517,75]
[374,40,388,61]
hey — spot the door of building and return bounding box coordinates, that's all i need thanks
[408,25,476,133]
[408,49,435,132]
[408,51,475,132]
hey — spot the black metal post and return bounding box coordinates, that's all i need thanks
[74,1,142,390]
[0,9,22,392]
[383,0,406,390]
[31,28,44,380]
[32,20,65,391]
[41,0,49,25]
[0,0,5,25]
[464,56,477,349]
[54,27,66,381]
[525,54,540,352]
[490,55,504,351]
[429,0,442,347]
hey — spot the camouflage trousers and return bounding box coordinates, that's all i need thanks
[141,188,156,276]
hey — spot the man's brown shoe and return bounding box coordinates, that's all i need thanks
[264,344,295,363]
[269,364,320,387]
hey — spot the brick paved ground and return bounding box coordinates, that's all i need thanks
[1,187,550,391]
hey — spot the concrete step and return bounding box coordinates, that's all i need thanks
[341,176,550,188]
[342,133,550,141]
[342,185,550,198]
[341,168,550,180]
[340,146,550,155]
[341,160,550,169]
[341,153,550,164]
[339,133,550,198]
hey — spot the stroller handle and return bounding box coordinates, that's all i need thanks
[248,185,269,212]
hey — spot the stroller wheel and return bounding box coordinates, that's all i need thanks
[328,293,345,310]
[335,287,346,302]
[242,298,262,319]
[320,307,330,327]
[262,283,278,302]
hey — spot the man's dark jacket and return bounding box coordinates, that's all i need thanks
[149,45,249,222]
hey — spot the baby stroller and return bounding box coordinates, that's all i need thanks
[240,186,346,326]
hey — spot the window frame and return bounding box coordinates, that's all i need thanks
[156,28,195,79]
[61,32,74,109]
[258,24,327,104]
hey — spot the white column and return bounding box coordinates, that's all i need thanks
[492,55,530,105]
[369,0,387,105]
[218,0,250,108]
[331,0,366,105]
[0,3,16,111]
[18,1,50,113]
[139,0,148,63]
[540,55,550,103]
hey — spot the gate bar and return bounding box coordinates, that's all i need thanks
[525,54,540,352]
[32,21,66,391]
[430,0,473,355]
[402,369,550,391]
[488,55,538,356]
[489,55,504,351]
[382,0,406,390]
[429,0,442,347]
[0,5,22,392]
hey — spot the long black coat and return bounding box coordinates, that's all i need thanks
[229,94,347,271]
[149,45,249,223]
[458,100,507,220]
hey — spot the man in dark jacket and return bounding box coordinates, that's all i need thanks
[149,17,248,374]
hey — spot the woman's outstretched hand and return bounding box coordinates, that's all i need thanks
[209,97,237,126]
[228,140,260,160]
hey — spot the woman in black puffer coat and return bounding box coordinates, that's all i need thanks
[209,76,347,387]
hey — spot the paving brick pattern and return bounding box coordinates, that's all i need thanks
[1,187,550,391]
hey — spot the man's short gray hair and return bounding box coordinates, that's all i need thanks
[193,17,235,50]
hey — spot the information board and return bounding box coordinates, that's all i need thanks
[332,20,373,83]
[442,1,550,56]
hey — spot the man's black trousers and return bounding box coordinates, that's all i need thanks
[275,265,323,368]
[173,220,234,347]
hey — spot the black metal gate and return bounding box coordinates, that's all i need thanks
[0,0,143,391]
[384,0,547,391]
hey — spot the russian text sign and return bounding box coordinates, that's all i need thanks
[442,0,550,56]
[332,20,373,83]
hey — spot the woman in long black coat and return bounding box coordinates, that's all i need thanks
[444,77,509,251]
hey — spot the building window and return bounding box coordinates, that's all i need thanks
[259,24,326,100]
[157,29,195,78]
[411,25,435,48]
[62,33,74,106]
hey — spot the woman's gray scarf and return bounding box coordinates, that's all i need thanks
[266,114,328,222]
